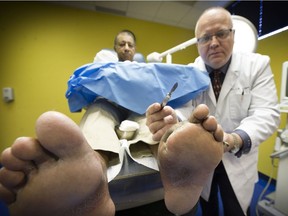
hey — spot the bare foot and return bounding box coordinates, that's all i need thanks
[158,104,224,215]
[0,111,115,216]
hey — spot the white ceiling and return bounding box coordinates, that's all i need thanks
[56,1,233,30]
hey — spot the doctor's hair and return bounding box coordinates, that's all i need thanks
[114,29,136,45]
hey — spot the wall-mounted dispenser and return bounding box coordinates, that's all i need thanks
[3,87,14,102]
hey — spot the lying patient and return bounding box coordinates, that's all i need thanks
[66,59,211,182]
[0,103,223,216]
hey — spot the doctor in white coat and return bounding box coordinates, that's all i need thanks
[146,6,280,216]
[188,51,280,216]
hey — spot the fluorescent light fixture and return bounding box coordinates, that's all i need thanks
[258,26,288,40]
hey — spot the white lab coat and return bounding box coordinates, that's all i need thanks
[177,52,280,214]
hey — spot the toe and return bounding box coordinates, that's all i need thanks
[0,184,16,204]
[214,124,224,142]
[12,137,54,165]
[202,116,217,132]
[35,111,90,159]
[188,104,209,123]
[0,168,25,189]
[1,148,35,172]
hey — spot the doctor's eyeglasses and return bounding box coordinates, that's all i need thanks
[197,29,234,45]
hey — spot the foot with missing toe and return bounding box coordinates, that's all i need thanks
[158,104,224,215]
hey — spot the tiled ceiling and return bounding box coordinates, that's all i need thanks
[56,1,233,30]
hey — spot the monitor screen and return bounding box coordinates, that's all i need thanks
[280,61,288,113]
[281,61,288,102]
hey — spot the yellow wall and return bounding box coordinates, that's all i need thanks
[257,30,288,179]
[0,2,287,180]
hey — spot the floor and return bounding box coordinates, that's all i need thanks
[115,173,276,216]
[0,173,276,216]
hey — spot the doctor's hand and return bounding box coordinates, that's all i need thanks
[146,103,178,141]
[223,132,243,153]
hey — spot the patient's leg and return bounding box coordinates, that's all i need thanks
[0,111,115,216]
[80,99,129,153]
[158,104,224,215]
[80,99,132,168]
